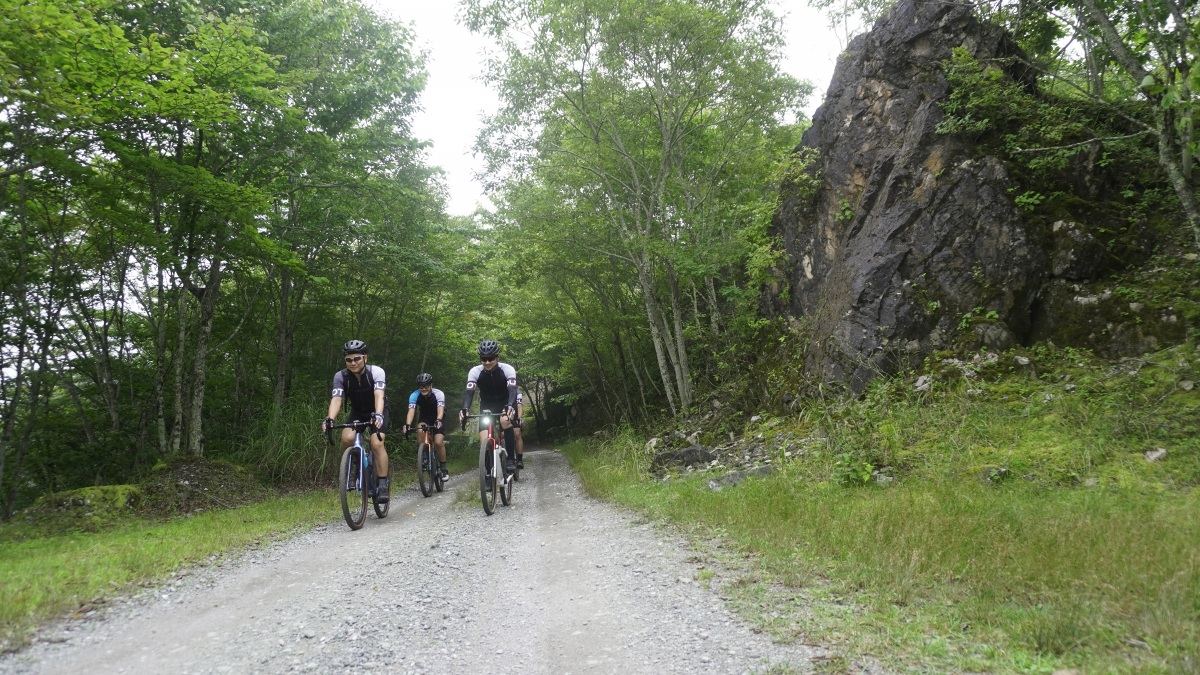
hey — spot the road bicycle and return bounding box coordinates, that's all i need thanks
[461,409,514,515]
[326,420,389,530]
[409,421,445,497]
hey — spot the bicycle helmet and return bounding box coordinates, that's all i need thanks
[477,339,500,357]
[343,339,368,355]
[416,372,434,385]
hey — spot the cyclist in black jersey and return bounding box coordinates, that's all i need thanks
[403,373,449,482]
[322,340,391,503]
[458,338,519,475]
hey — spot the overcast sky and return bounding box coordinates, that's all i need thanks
[368,1,845,217]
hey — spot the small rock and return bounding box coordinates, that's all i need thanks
[749,415,761,423]
[645,437,660,451]
[1123,637,1150,650]
[1015,356,1031,366]
[1144,448,1168,462]
[1064,384,1076,392]
[1083,477,1098,487]
[981,466,1009,483]
[914,375,932,392]
[1180,380,1195,392]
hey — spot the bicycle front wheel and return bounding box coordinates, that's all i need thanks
[339,447,367,530]
[417,443,434,497]
[372,466,390,519]
[479,437,497,515]
[500,447,513,507]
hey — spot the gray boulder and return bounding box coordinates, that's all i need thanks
[650,445,716,472]
[766,0,1044,392]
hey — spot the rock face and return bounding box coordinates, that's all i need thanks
[768,0,1044,392]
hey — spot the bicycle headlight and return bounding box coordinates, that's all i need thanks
[482,416,490,425]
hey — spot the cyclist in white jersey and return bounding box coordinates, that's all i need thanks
[513,390,525,469]
[458,339,519,475]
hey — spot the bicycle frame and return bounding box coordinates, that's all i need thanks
[327,419,386,529]
[413,421,444,497]
[464,409,513,514]
[332,422,373,492]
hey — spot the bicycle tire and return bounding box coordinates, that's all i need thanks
[372,466,390,519]
[434,450,445,492]
[479,437,497,515]
[339,446,367,530]
[500,446,513,506]
[417,442,434,497]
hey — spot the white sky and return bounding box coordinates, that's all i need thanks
[368,1,845,217]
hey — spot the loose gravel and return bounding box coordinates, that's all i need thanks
[0,449,819,674]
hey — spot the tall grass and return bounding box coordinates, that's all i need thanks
[231,395,337,484]
[231,398,478,484]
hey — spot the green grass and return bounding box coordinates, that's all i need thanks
[0,489,338,651]
[0,425,491,651]
[561,343,1200,673]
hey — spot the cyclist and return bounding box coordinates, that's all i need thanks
[459,338,519,476]
[403,373,449,482]
[322,340,391,503]
[513,390,525,470]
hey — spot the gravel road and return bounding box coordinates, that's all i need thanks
[1,448,819,674]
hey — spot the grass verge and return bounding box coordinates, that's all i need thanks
[0,489,336,651]
[561,345,1200,673]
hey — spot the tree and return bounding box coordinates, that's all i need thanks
[467,0,808,416]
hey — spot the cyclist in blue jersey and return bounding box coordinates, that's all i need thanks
[403,373,449,482]
[322,340,391,502]
[458,339,519,475]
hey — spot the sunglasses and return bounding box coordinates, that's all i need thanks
[345,355,364,363]
[480,356,497,363]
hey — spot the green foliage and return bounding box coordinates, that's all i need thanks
[467,0,811,422]
[832,452,874,486]
[0,0,466,515]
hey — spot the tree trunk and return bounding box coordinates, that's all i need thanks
[273,267,294,412]
[169,290,188,456]
[664,260,693,410]
[186,258,226,457]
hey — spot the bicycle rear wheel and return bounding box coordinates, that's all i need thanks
[479,437,497,515]
[500,446,513,506]
[434,448,445,492]
[417,443,434,497]
[339,447,367,530]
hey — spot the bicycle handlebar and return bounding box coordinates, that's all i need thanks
[460,410,510,432]
[404,421,434,439]
[324,420,379,446]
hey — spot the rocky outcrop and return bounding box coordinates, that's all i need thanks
[764,0,1192,392]
[767,0,1043,392]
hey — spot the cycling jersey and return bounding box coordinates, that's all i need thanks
[408,388,446,424]
[462,362,517,412]
[331,365,386,416]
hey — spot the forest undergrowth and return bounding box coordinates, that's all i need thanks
[563,340,1200,674]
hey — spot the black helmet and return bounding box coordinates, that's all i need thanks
[416,372,434,385]
[477,339,500,357]
[343,339,367,355]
